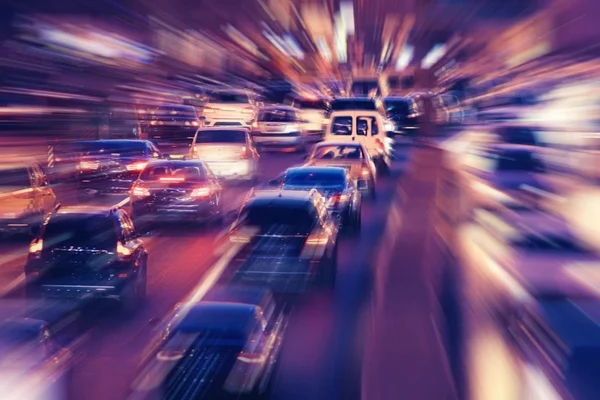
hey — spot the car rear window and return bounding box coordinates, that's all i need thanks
[194,130,246,144]
[209,92,249,103]
[283,169,346,187]
[44,215,117,250]
[313,145,364,160]
[238,204,318,233]
[331,116,353,136]
[83,142,147,157]
[258,109,296,122]
[0,168,30,188]
[148,128,196,143]
[495,126,539,145]
[140,164,206,182]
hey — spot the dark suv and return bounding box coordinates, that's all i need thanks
[76,140,163,198]
[25,206,148,311]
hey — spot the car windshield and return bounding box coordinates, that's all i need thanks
[238,204,317,233]
[495,127,539,145]
[384,100,411,116]
[492,151,545,172]
[283,170,346,187]
[298,100,327,109]
[258,109,296,122]
[0,168,30,188]
[511,235,588,253]
[209,92,249,103]
[83,142,146,157]
[140,164,206,182]
[44,215,117,250]
[194,130,246,144]
[313,145,364,160]
[330,99,376,111]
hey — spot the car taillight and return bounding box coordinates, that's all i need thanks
[203,107,215,113]
[29,239,43,258]
[190,186,212,198]
[126,161,148,171]
[156,350,185,362]
[374,138,385,153]
[230,233,251,243]
[242,107,254,115]
[237,352,266,364]
[132,184,150,197]
[251,121,258,129]
[240,146,249,160]
[79,161,99,170]
[306,233,329,245]
[361,167,371,177]
[117,241,133,258]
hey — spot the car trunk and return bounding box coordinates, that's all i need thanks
[256,122,294,134]
[41,247,117,283]
[0,188,33,218]
[306,160,362,177]
[193,144,245,162]
[142,180,206,204]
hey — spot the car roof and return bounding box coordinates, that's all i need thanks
[177,302,260,335]
[210,88,249,95]
[203,285,274,306]
[332,97,374,102]
[55,206,116,216]
[196,126,250,132]
[313,141,364,148]
[75,139,149,145]
[285,166,347,175]
[261,105,296,112]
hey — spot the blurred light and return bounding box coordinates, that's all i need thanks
[421,44,447,69]
[395,45,414,71]
[283,35,305,59]
[316,37,332,62]
[334,13,347,63]
[339,2,355,36]
[224,25,260,56]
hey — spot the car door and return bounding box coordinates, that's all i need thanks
[33,163,56,213]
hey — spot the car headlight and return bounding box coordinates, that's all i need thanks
[384,120,395,131]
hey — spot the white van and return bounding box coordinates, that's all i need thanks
[323,111,392,174]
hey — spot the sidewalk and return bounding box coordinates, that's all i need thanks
[362,144,458,400]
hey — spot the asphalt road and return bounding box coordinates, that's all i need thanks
[0,145,414,400]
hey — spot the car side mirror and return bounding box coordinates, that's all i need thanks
[268,179,280,187]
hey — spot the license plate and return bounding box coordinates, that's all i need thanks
[169,154,185,159]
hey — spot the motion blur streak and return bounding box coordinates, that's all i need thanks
[1,0,600,399]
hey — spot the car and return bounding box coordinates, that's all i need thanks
[129,299,284,398]
[304,141,377,199]
[24,206,148,312]
[199,89,258,127]
[250,106,306,152]
[0,318,76,400]
[382,96,420,137]
[269,166,362,231]
[460,144,550,212]
[284,95,329,139]
[143,104,200,157]
[190,127,260,183]
[76,139,163,198]
[224,189,339,292]
[0,162,56,236]
[323,111,393,175]
[129,160,223,229]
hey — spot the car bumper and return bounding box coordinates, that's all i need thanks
[204,160,254,180]
[0,213,42,232]
[252,134,303,146]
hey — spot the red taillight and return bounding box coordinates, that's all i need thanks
[251,121,258,129]
[126,161,148,171]
[240,146,249,160]
[132,183,150,197]
[306,234,329,246]
[190,186,212,198]
[328,193,349,206]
